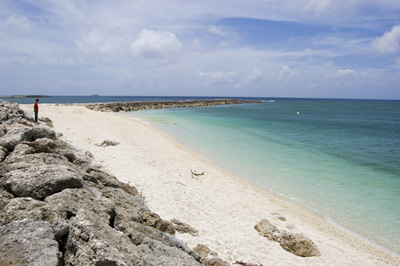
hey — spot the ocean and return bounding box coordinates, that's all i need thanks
[125,98,400,256]
[5,96,400,255]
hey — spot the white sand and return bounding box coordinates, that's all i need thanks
[22,104,399,265]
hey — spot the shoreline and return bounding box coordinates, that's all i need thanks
[21,103,400,265]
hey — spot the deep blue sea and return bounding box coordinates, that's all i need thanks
[5,96,400,255]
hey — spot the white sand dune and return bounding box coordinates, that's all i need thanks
[21,104,399,265]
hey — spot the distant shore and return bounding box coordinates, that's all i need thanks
[1,95,50,98]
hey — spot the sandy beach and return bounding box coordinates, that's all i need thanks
[21,104,400,265]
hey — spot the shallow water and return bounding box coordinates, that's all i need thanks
[127,99,400,255]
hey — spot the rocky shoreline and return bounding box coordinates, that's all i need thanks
[85,99,262,112]
[0,100,230,265]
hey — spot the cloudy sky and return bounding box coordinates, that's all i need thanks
[1,0,400,99]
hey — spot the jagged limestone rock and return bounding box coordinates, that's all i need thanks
[51,218,70,241]
[255,218,320,257]
[45,187,115,224]
[171,218,199,236]
[4,164,84,200]
[39,116,54,127]
[102,186,175,234]
[138,237,201,266]
[89,168,139,196]
[193,244,218,258]
[0,197,66,226]
[0,219,62,266]
[254,218,281,241]
[202,258,230,266]
[0,126,56,151]
[279,232,321,257]
[64,209,146,266]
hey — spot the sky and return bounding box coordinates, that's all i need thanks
[1,0,400,99]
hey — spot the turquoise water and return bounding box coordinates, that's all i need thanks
[127,99,400,255]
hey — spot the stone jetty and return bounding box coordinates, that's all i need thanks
[0,100,228,265]
[85,99,262,112]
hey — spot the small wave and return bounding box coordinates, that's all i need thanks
[325,217,400,258]
[261,100,276,103]
[127,116,150,124]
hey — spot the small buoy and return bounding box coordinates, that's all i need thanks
[297,112,300,115]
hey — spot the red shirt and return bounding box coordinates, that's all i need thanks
[34,102,39,112]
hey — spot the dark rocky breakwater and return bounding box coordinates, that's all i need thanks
[85,99,262,112]
[0,100,228,265]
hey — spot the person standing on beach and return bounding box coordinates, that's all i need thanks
[33,99,39,122]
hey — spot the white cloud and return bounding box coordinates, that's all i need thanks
[371,25,400,54]
[6,15,31,31]
[278,65,299,79]
[235,68,263,88]
[244,68,263,83]
[208,25,229,37]
[130,29,182,59]
[75,29,131,62]
[197,70,238,85]
[337,68,357,76]
[302,0,332,14]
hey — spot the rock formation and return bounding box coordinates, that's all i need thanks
[254,218,320,257]
[85,99,262,112]
[0,100,202,265]
[172,218,200,236]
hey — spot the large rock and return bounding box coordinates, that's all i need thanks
[254,218,320,257]
[28,138,92,168]
[193,244,218,258]
[102,186,175,235]
[39,116,54,127]
[254,218,281,241]
[279,232,321,257]
[3,151,70,171]
[0,126,56,151]
[0,101,27,122]
[4,164,84,200]
[64,209,146,266]
[104,187,200,261]
[0,219,62,266]
[202,258,230,266]
[45,187,115,224]
[138,237,201,266]
[89,167,139,196]
[171,218,199,236]
[0,197,66,226]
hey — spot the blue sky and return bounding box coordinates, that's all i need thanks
[1,0,400,99]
